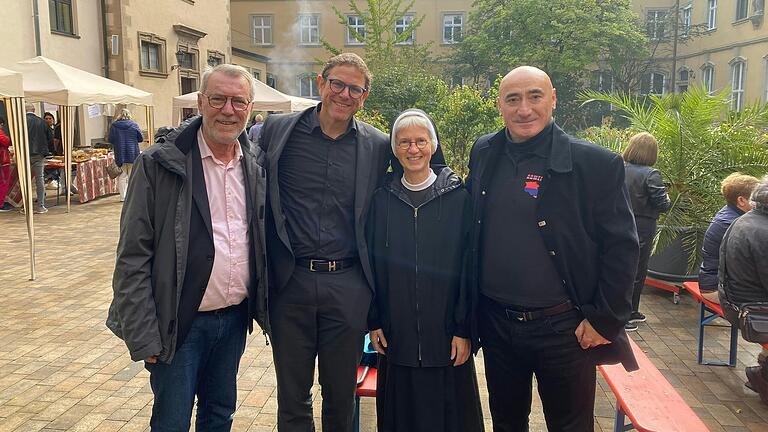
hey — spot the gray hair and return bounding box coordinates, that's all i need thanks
[199,64,257,101]
[116,108,132,121]
[750,175,768,213]
[25,102,35,112]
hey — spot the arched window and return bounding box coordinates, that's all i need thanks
[730,59,746,111]
[677,67,693,93]
[700,63,715,94]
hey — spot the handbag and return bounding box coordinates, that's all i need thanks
[718,225,768,343]
[106,162,122,179]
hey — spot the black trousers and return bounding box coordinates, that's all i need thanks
[631,216,657,312]
[270,264,366,432]
[479,297,596,432]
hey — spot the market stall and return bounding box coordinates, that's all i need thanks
[172,79,318,123]
[0,66,35,280]
[11,56,154,212]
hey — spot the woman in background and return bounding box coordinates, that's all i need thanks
[109,109,143,201]
[623,132,671,331]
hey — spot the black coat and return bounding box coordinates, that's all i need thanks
[624,162,671,219]
[26,112,52,156]
[466,125,640,371]
[368,167,473,367]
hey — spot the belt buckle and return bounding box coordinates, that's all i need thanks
[328,260,337,272]
[309,259,320,272]
[506,309,529,322]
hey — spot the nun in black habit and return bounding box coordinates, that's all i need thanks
[367,109,484,432]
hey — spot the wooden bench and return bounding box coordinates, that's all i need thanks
[353,365,377,432]
[682,281,739,367]
[599,337,710,432]
[644,277,681,304]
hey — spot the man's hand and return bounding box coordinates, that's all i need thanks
[574,319,611,350]
[144,355,158,364]
[451,336,470,366]
[369,329,388,355]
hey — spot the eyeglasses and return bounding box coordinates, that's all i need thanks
[201,93,251,111]
[325,78,367,99]
[396,138,430,150]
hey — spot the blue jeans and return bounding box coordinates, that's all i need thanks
[145,303,247,432]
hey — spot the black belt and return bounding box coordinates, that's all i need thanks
[504,301,574,322]
[197,300,246,316]
[296,257,357,272]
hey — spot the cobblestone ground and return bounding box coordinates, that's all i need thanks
[1,195,768,431]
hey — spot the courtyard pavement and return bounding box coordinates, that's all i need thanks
[1,194,768,431]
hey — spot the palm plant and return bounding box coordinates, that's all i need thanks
[581,85,768,272]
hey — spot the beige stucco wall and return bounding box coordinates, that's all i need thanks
[632,0,768,104]
[107,0,232,130]
[230,0,473,95]
[1,0,107,146]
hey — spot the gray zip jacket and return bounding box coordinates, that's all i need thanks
[106,118,268,363]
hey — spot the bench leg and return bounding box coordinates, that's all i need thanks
[698,303,706,365]
[354,395,360,432]
[613,403,633,432]
[729,323,739,367]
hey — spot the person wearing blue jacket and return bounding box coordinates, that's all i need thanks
[109,109,143,201]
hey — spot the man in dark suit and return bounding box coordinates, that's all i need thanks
[25,103,52,213]
[466,66,639,431]
[107,64,268,431]
[256,53,390,432]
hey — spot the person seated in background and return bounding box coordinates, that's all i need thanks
[699,173,759,303]
[719,175,768,403]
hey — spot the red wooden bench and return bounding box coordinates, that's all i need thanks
[683,281,739,367]
[599,337,709,432]
[644,277,681,304]
[353,365,377,432]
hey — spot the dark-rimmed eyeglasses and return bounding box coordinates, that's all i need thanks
[326,78,367,99]
[201,93,251,111]
[396,138,430,150]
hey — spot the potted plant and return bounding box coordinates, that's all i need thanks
[580,86,768,277]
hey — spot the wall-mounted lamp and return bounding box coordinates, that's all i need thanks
[170,49,186,71]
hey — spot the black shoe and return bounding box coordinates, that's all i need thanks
[0,203,13,212]
[745,366,768,404]
[629,312,647,323]
[625,322,639,332]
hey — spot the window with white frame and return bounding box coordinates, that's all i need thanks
[251,15,272,45]
[736,0,749,20]
[682,5,692,36]
[731,60,746,111]
[346,15,365,45]
[395,15,414,44]
[641,72,665,96]
[299,14,320,45]
[442,13,463,44]
[702,65,715,94]
[677,68,691,93]
[298,74,320,98]
[707,0,717,29]
[646,10,667,40]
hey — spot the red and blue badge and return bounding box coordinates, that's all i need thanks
[524,173,543,198]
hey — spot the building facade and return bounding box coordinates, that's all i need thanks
[631,0,767,108]
[230,0,474,96]
[105,0,232,128]
[2,1,107,146]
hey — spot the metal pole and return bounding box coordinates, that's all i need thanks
[670,0,680,93]
[32,0,42,56]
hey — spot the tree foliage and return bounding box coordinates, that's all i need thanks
[581,86,768,270]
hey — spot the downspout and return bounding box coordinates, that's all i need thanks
[100,0,109,78]
[32,0,42,56]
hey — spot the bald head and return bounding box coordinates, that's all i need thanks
[497,66,557,143]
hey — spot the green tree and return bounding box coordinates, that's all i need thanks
[434,85,503,178]
[451,0,647,129]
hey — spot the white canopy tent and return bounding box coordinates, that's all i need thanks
[172,78,318,121]
[11,56,155,211]
[0,67,35,280]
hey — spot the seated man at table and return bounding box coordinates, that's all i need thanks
[699,173,758,303]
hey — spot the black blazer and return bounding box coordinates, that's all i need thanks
[466,124,640,371]
[257,107,390,295]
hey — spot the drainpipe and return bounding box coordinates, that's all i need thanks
[100,0,109,78]
[32,0,42,56]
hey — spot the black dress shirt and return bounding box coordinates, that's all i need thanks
[278,104,359,259]
[480,123,569,308]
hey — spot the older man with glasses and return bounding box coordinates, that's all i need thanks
[108,64,268,431]
[256,53,392,432]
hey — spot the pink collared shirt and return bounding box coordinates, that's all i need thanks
[197,130,251,311]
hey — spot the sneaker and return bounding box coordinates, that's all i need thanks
[629,312,647,323]
[0,203,13,212]
[34,206,48,214]
[625,322,638,332]
[745,366,768,404]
